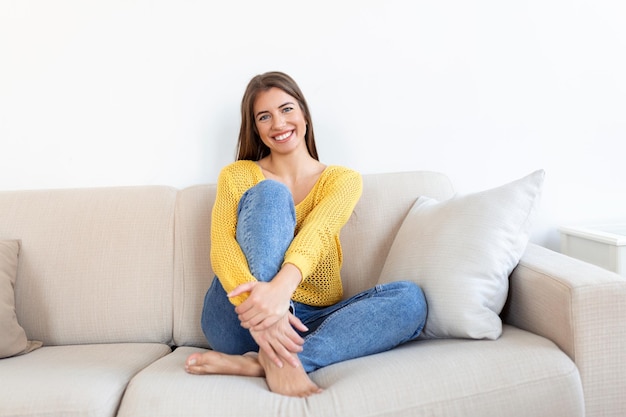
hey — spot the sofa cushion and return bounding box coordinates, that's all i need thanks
[0,240,41,358]
[116,326,582,417]
[379,170,544,339]
[0,343,171,417]
[0,186,177,345]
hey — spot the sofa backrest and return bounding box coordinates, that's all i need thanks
[173,171,454,347]
[0,186,177,346]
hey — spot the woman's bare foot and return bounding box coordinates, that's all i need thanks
[185,350,322,398]
[185,351,264,377]
[258,349,323,397]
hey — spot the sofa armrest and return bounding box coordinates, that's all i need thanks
[503,243,626,417]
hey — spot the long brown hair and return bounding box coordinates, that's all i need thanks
[236,71,318,161]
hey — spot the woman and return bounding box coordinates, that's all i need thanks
[185,71,427,397]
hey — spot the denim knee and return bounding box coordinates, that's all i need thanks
[238,179,293,215]
[409,282,427,320]
[391,281,428,335]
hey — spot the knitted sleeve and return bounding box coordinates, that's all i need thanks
[283,167,363,282]
[209,162,261,306]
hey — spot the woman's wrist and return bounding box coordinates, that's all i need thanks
[272,263,302,302]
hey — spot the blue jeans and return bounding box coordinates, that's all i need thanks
[201,180,427,373]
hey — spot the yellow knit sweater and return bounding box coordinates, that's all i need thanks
[210,160,362,307]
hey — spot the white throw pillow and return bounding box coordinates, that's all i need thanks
[378,170,545,340]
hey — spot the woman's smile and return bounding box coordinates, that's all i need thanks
[273,130,294,142]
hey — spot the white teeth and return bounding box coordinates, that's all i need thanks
[274,131,292,141]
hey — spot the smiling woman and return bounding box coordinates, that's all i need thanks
[184,71,428,398]
[236,72,318,162]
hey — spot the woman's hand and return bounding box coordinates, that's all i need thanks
[250,313,308,368]
[229,263,303,331]
[229,281,291,330]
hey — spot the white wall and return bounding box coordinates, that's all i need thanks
[1,0,625,251]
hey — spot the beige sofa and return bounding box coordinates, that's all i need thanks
[0,171,624,417]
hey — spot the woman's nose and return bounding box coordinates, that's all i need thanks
[272,113,286,128]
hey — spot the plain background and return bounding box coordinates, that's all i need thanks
[1,0,625,250]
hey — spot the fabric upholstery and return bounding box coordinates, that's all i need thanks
[173,184,216,348]
[118,326,583,417]
[378,170,544,339]
[0,240,41,358]
[0,186,177,345]
[506,243,626,417]
[0,343,171,417]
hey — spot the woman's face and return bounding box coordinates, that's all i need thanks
[253,87,307,157]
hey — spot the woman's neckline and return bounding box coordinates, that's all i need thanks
[250,160,329,207]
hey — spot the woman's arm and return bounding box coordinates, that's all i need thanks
[284,167,363,282]
[210,163,259,305]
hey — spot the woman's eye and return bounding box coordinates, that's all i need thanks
[282,107,293,113]
[258,114,270,122]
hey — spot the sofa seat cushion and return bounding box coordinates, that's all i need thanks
[0,343,171,417]
[117,326,583,417]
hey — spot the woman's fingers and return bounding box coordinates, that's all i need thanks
[256,338,283,368]
[269,339,300,368]
[288,313,308,333]
[250,316,305,368]
[227,281,257,298]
